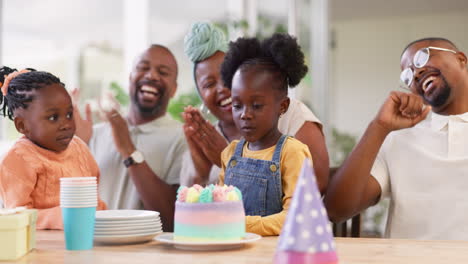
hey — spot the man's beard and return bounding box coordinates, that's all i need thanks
[132,91,167,117]
[424,75,451,108]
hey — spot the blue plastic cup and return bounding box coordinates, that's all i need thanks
[61,206,96,250]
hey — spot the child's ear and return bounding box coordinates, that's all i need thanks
[280,97,290,116]
[14,116,29,135]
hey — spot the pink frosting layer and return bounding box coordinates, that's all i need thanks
[175,201,245,225]
[175,210,245,225]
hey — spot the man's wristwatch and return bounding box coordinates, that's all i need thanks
[123,150,145,168]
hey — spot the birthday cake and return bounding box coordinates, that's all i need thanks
[174,184,246,242]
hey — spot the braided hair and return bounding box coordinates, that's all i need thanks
[0,66,64,120]
[221,33,308,93]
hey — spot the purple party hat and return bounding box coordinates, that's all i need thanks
[274,159,339,264]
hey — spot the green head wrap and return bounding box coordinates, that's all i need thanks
[184,22,228,63]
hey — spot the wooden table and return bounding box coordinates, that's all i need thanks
[13,231,468,263]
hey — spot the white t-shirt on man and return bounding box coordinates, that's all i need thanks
[89,115,186,210]
[372,112,468,240]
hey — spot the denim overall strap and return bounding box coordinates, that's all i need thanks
[224,135,288,217]
[233,138,247,157]
[271,134,288,162]
[267,134,288,211]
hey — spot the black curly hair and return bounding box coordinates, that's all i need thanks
[221,33,308,94]
[0,66,64,120]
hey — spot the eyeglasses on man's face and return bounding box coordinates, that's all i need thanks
[399,46,457,89]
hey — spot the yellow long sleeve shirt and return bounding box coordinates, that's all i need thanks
[219,137,312,236]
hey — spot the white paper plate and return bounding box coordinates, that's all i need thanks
[95,210,160,221]
[155,233,261,251]
[95,221,161,227]
[95,217,160,223]
[95,226,162,233]
[94,224,162,233]
[95,220,161,229]
[95,227,162,236]
[93,231,162,245]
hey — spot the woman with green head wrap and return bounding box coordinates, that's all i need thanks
[180,22,330,194]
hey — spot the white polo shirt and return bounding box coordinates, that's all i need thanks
[89,115,187,210]
[372,111,468,240]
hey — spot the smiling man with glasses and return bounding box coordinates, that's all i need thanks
[399,41,465,112]
[400,46,457,87]
[325,37,468,240]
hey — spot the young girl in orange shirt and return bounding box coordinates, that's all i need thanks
[0,66,106,229]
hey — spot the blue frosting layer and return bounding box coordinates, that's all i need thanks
[174,222,245,239]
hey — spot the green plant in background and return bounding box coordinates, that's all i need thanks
[330,127,357,167]
[215,14,286,40]
[214,20,248,36]
[255,15,287,39]
[167,91,202,122]
[109,82,129,106]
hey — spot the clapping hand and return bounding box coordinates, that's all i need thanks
[71,88,93,144]
[182,106,228,168]
[98,96,135,158]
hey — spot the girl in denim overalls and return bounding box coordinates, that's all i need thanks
[218,34,313,236]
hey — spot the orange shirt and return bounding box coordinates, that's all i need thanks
[0,136,106,230]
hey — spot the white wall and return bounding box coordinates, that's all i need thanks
[330,11,468,138]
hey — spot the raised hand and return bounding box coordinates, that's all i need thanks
[182,120,213,185]
[71,88,93,144]
[374,91,431,132]
[183,106,227,167]
[100,107,135,158]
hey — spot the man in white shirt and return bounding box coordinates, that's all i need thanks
[324,37,468,239]
[75,45,186,231]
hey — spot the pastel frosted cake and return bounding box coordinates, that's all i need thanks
[174,184,246,242]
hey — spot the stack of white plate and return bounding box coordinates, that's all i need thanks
[94,210,162,244]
